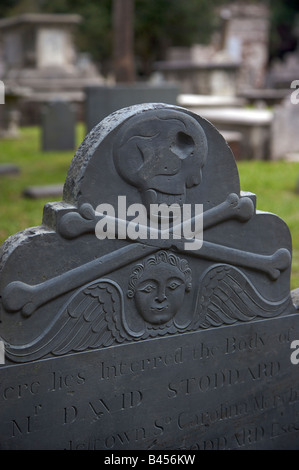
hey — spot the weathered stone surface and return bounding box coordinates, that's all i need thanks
[23,184,63,199]
[0,103,298,450]
[0,164,20,176]
[0,14,103,126]
[85,84,179,132]
[271,98,299,160]
[41,100,76,151]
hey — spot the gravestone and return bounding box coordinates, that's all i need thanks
[0,164,20,176]
[23,184,63,199]
[41,100,76,151]
[0,103,298,450]
[219,2,270,89]
[193,107,273,160]
[270,98,299,160]
[85,84,179,132]
[0,14,103,125]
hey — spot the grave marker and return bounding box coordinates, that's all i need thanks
[0,103,298,450]
[41,100,76,151]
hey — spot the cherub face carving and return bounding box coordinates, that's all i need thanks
[127,251,192,325]
[113,109,208,214]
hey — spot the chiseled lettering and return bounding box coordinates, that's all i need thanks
[154,416,172,436]
[63,405,78,425]
[253,388,299,412]
[3,381,40,400]
[234,426,265,447]
[89,398,110,420]
[168,368,242,398]
[99,347,183,380]
[225,333,266,354]
[121,390,142,410]
[11,416,32,437]
[49,371,85,392]
[179,436,227,451]
[193,342,218,360]
[247,361,280,380]
[178,401,248,430]
[105,428,143,449]
[272,420,299,438]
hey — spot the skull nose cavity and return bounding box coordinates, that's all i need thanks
[171,132,195,160]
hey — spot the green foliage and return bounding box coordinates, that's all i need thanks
[238,160,299,290]
[1,0,298,75]
[41,0,113,67]
[0,125,86,242]
[134,0,215,75]
[269,0,299,59]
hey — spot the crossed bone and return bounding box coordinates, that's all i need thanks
[2,193,291,317]
[58,193,254,240]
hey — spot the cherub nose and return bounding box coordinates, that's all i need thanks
[155,286,167,303]
[155,295,167,304]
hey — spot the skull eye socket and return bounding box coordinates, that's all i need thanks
[171,132,195,160]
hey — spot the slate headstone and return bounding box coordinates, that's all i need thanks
[85,84,179,132]
[41,100,76,151]
[23,184,64,199]
[0,103,298,450]
[0,164,20,176]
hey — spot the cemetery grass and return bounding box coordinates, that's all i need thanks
[1,126,299,290]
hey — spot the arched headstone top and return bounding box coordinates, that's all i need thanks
[63,103,241,209]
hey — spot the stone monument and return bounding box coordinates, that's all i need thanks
[41,100,76,151]
[219,2,270,90]
[0,103,298,450]
[270,97,299,160]
[0,14,103,124]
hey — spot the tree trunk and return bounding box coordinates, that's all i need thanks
[113,0,136,83]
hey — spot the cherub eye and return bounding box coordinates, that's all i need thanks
[168,280,182,290]
[139,284,155,294]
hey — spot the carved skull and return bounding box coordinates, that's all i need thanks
[113,109,208,214]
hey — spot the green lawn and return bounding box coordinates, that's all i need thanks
[1,126,299,290]
[0,125,86,241]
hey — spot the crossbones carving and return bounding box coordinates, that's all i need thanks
[1,109,292,317]
[58,192,254,239]
[2,193,291,317]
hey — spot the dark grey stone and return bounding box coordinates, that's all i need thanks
[23,184,63,199]
[0,103,298,450]
[0,164,20,176]
[85,84,179,132]
[41,100,76,151]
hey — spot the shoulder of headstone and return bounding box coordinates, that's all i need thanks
[0,226,51,271]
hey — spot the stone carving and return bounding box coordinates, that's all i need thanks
[58,191,254,239]
[0,103,294,363]
[4,248,291,364]
[5,251,192,362]
[195,264,291,329]
[1,103,299,451]
[5,279,127,363]
[113,109,208,212]
[127,251,192,327]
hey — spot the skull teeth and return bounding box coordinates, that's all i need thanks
[155,192,185,207]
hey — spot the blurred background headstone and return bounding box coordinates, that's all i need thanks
[0,13,103,126]
[41,100,76,151]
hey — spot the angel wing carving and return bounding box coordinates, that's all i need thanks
[194,264,291,329]
[5,279,130,363]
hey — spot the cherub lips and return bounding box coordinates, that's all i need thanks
[151,305,169,312]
